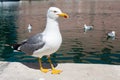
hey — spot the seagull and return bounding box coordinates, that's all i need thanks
[12,7,69,74]
[84,24,93,32]
[107,31,115,40]
[27,24,32,33]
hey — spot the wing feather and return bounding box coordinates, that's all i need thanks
[20,33,45,55]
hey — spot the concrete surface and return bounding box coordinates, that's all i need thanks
[0,61,120,80]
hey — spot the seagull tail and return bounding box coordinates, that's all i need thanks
[5,44,22,52]
[12,44,22,51]
[5,40,27,52]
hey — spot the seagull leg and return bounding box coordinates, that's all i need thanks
[48,57,62,74]
[38,58,49,73]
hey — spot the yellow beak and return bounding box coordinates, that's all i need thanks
[58,13,69,18]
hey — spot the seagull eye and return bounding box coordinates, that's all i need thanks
[53,11,57,13]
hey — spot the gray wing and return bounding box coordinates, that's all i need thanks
[20,33,45,55]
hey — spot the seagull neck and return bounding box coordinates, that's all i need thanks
[43,18,60,34]
[46,18,59,26]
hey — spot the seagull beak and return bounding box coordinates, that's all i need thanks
[58,13,69,18]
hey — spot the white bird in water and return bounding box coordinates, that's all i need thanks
[107,31,115,40]
[84,24,93,32]
[27,24,32,33]
[11,7,69,74]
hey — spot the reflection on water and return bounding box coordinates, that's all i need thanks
[0,2,18,60]
[0,1,120,65]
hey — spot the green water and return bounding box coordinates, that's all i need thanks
[0,2,18,61]
[0,1,120,65]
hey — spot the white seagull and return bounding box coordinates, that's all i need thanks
[27,24,32,33]
[84,24,93,32]
[12,7,69,74]
[107,31,115,40]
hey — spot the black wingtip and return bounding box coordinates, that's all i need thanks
[12,44,21,50]
[5,44,21,51]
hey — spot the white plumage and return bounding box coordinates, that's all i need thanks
[32,7,68,58]
[107,31,115,40]
[27,24,32,33]
[108,31,115,37]
[84,24,93,32]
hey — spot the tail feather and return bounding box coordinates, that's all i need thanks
[5,39,27,52]
[5,43,22,51]
[12,44,22,51]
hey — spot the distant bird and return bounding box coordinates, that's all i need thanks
[107,31,115,40]
[12,7,69,74]
[27,24,32,33]
[84,24,93,32]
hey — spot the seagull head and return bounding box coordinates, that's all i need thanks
[112,31,115,34]
[47,7,69,20]
[111,31,115,36]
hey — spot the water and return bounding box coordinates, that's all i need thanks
[0,2,18,60]
[0,0,120,65]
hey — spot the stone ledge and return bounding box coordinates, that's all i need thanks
[0,61,120,80]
